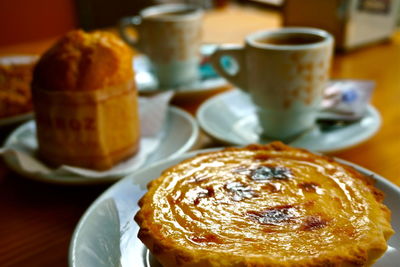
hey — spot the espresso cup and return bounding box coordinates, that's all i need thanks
[119,4,203,88]
[210,27,334,140]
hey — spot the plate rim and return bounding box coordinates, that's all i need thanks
[69,148,400,267]
[196,89,381,153]
[2,106,199,185]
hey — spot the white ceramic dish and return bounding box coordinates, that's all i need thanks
[197,89,381,153]
[69,149,400,267]
[2,107,198,185]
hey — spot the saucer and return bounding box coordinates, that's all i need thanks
[197,89,381,153]
[134,44,231,98]
[69,149,400,267]
[2,107,199,185]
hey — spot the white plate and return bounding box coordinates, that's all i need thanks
[197,89,381,153]
[2,107,199,185]
[69,149,400,267]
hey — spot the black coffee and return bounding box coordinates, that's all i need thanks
[257,33,325,45]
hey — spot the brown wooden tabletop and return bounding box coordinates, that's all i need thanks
[1,3,399,267]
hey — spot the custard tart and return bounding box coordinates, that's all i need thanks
[135,142,394,267]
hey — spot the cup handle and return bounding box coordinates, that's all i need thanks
[118,16,142,50]
[209,44,247,91]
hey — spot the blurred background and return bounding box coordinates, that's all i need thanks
[1,0,399,51]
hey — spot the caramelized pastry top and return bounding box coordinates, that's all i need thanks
[136,142,394,266]
[33,30,133,91]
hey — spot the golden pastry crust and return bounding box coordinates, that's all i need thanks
[135,142,394,267]
[0,56,38,118]
[33,30,133,91]
[31,30,140,170]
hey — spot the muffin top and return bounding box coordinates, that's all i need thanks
[33,30,133,91]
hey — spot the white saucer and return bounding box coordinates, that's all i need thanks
[69,149,400,267]
[134,44,230,96]
[2,107,199,185]
[197,89,381,153]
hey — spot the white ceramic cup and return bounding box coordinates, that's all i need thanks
[210,27,334,140]
[119,4,203,88]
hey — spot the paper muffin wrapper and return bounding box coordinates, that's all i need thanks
[32,81,140,170]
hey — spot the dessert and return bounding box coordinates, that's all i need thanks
[135,142,394,266]
[31,30,140,170]
[0,55,38,118]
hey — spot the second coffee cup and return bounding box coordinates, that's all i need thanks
[119,4,203,89]
[210,27,334,140]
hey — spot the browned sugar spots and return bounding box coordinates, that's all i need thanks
[247,205,299,226]
[301,215,328,231]
[193,186,215,205]
[253,154,270,161]
[298,182,320,193]
[261,183,281,193]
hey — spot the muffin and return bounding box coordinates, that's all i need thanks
[0,55,38,118]
[32,30,140,170]
[135,142,394,266]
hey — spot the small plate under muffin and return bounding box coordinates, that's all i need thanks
[1,106,198,185]
[69,146,399,267]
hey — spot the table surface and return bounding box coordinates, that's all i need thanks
[1,3,399,267]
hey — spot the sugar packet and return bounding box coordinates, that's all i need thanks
[319,80,375,121]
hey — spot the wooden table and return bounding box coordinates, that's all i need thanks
[1,3,399,267]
